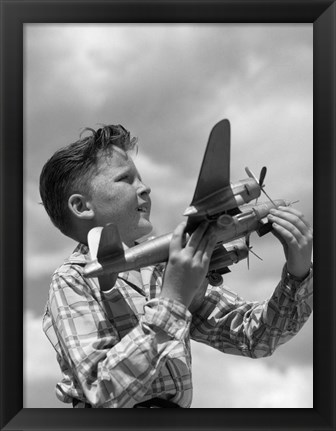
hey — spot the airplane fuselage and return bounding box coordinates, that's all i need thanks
[83,199,287,278]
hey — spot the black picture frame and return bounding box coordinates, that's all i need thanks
[0,1,335,430]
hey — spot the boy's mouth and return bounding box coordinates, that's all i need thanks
[137,204,150,213]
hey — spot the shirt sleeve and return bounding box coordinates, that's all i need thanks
[190,264,313,358]
[48,269,191,408]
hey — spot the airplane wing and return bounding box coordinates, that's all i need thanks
[190,119,231,204]
[186,119,236,232]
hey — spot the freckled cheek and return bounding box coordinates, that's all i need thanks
[91,183,138,215]
[101,195,138,220]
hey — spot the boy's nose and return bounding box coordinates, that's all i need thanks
[138,180,151,196]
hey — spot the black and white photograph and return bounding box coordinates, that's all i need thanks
[24,23,313,409]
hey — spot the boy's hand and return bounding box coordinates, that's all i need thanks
[268,206,313,280]
[188,277,209,314]
[160,221,217,308]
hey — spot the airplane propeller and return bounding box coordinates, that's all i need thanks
[245,166,276,206]
[258,166,267,188]
[245,234,263,270]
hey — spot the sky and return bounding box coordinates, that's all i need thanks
[23,24,313,408]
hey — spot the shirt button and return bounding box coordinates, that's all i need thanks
[177,320,184,327]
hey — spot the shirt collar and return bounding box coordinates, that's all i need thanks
[63,243,90,265]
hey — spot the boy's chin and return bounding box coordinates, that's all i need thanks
[142,221,154,235]
[135,222,153,242]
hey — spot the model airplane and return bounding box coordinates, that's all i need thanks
[84,119,289,286]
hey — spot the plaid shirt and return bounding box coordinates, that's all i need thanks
[43,243,313,408]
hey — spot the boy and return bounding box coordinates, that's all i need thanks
[40,124,313,408]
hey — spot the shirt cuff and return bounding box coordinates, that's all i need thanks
[281,263,313,300]
[142,297,192,340]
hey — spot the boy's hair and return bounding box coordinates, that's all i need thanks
[39,124,137,236]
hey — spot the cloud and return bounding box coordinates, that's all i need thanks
[24,311,71,407]
[191,340,313,408]
[24,180,76,279]
[24,311,61,382]
[135,152,197,234]
[25,250,72,280]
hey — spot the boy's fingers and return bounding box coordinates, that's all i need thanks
[170,221,187,251]
[269,208,311,238]
[276,206,311,229]
[194,228,217,263]
[202,232,218,264]
[185,221,209,254]
[271,222,298,247]
[269,216,302,244]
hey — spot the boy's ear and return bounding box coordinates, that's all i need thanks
[68,194,94,220]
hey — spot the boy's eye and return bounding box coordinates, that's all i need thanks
[116,175,129,182]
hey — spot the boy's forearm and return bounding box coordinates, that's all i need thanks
[189,264,313,358]
[188,278,209,313]
[252,264,313,357]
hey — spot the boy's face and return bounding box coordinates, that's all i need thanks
[87,148,152,247]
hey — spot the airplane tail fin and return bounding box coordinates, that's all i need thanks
[87,226,103,260]
[87,224,123,291]
[88,223,124,263]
